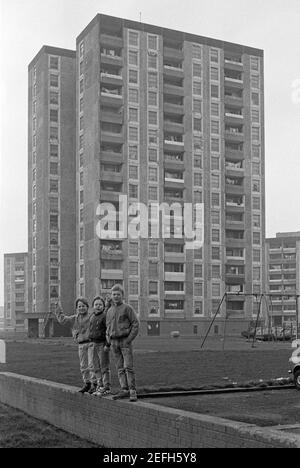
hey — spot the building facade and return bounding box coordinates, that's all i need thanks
[27,46,76,337]
[266,232,300,328]
[76,14,266,336]
[3,253,28,332]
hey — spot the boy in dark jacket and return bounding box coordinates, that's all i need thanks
[88,296,111,396]
[106,284,139,401]
[55,297,92,393]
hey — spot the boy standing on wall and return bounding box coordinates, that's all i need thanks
[105,284,139,401]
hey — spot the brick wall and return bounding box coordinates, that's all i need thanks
[0,372,299,448]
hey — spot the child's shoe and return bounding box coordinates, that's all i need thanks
[112,389,129,400]
[98,387,111,397]
[88,383,98,394]
[129,389,138,402]
[78,382,91,393]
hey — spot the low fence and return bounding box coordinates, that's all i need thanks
[0,372,299,448]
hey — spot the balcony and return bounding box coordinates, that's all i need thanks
[100,50,123,67]
[163,64,184,79]
[224,93,243,107]
[225,220,245,230]
[100,149,123,164]
[100,244,123,260]
[163,102,184,116]
[164,120,184,134]
[101,269,123,280]
[164,158,184,172]
[164,252,185,263]
[164,178,185,190]
[100,169,123,183]
[225,164,244,176]
[100,88,123,107]
[100,33,123,48]
[163,83,184,97]
[164,272,185,282]
[225,184,244,196]
[100,71,123,87]
[225,128,244,143]
[100,127,124,145]
[226,238,245,249]
[100,189,123,203]
[224,57,243,71]
[100,109,123,125]
[163,46,184,61]
[225,111,244,125]
[225,76,243,89]
[164,137,184,152]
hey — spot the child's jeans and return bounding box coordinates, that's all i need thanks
[78,342,91,383]
[88,342,111,389]
[111,338,136,391]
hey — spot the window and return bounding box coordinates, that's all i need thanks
[129,184,138,199]
[129,126,138,141]
[194,136,203,151]
[129,88,139,103]
[130,262,139,276]
[80,79,84,94]
[129,145,138,160]
[194,282,203,296]
[211,193,220,207]
[253,232,260,245]
[193,99,202,114]
[253,267,260,281]
[128,50,138,66]
[149,281,158,295]
[251,92,259,106]
[49,56,58,69]
[211,102,219,117]
[129,242,138,256]
[50,74,58,87]
[211,138,219,152]
[211,120,219,134]
[253,180,260,192]
[252,162,260,175]
[149,262,158,277]
[251,109,259,123]
[211,210,220,224]
[193,117,202,133]
[148,72,158,88]
[50,109,58,122]
[211,174,220,189]
[79,41,84,57]
[149,129,158,145]
[50,179,58,193]
[148,35,157,50]
[129,280,139,295]
[194,173,202,186]
[129,107,138,122]
[80,97,83,112]
[129,165,138,179]
[194,190,202,203]
[129,69,138,84]
[210,67,219,81]
[210,48,219,62]
[252,196,260,210]
[194,263,202,278]
[212,265,221,278]
[211,156,220,170]
[192,44,202,60]
[211,84,219,99]
[50,126,58,140]
[253,214,260,228]
[49,197,58,212]
[212,246,220,260]
[148,91,158,106]
[50,268,59,281]
[194,154,202,168]
[193,62,202,78]
[148,55,157,69]
[149,167,158,182]
[79,190,84,204]
[212,283,220,296]
[250,56,259,71]
[252,126,260,141]
[253,249,261,262]
[50,91,58,105]
[148,148,158,162]
[252,145,260,159]
[129,31,139,46]
[148,186,158,200]
[251,74,259,88]
[193,81,202,96]
[148,111,158,125]
[149,243,158,257]
[212,228,220,242]
[79,61,83,76]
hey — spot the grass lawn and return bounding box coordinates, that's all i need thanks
[0,402,100,448]
[0,339,293,391]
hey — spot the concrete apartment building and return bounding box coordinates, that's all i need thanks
[3,253,28,332]
[266,232,300,328]
[75,14,265,336]
[0,306,4,331]
[27,46,76,337]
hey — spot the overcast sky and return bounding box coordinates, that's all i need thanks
[0,0,299,305]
